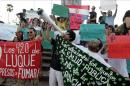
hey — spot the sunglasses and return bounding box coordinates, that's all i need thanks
[28,31,34,34]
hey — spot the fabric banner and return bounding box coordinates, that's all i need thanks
[100,0,117,11]
[80,24,106,43]
[56,35,128,86]
[108,35,130,58]
[0,23,17,41]
[0,40,41,79]
[52,4,69,17]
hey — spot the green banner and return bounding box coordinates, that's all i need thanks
[80,24,106,43]
[56,35,128,86]
[52,4,69,17]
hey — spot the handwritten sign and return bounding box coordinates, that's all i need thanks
[80,24,106,43]
[108,35,130,58]
[70,14,83,30]
[100,0,117,11]
[26,10,39,19]
[0,40,41,79]
[56,35,128,85]
[52,4,69,17]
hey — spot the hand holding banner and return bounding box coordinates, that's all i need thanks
[56,35,128,86]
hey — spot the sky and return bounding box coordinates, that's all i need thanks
[0,0,130,25]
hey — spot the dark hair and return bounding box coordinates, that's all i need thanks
[20,18,27,23]
[88,41,100,52]
[97,38,103,50]
[30,28,36,33]
[123,10,130,22]
[66,30,76,42]
[107,25,115,32]
[32,18,40,26]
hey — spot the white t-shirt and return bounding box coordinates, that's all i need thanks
[74,45,111,68]
[102,54,129,77]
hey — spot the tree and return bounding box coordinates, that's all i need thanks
[6,4,13,23]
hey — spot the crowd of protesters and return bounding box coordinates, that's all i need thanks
[0,3,130,86]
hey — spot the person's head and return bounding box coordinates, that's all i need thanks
[107,10,112,16]
[88,40,101,53]
[102,12,106,16]
[57,17,65,23]
[32,18,40,26]
[16,31,23,40]
[123,10,130,29]
[63,30,76,42]
[106,25,115,35]
[28,28,36,40]
[91,6,95,11]
[22,9,26,13]
[20,18,28,28]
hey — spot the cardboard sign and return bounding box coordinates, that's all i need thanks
[52,4,69,17]
[68,5,89,30]
[80,24,106,43]
[56,35,128,86]
[100,0,117,11]
[108,35,130,58]
[70,14,84,30]
[0,40,41,79]
[26,10,39,19]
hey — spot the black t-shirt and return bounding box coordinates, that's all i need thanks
[90,11,97,23]
[50,38,61,71]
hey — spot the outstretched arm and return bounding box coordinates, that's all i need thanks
[113,4,118,17]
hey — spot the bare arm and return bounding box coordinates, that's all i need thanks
[113,4,118,17]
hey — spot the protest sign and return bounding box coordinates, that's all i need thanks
[56,35,128,86]
[26,10,39,19]
[0,40,41,79]
[52,4,69,17]
[67,5,89,30]
[0,23,17,41]
[70,14,84,30]
[100,0,117,11]
[108,35,130,58]
[80,24,106,43]
[61,0,81,5]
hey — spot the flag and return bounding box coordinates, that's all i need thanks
[67,5,90,18]
[56,35,128,86]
